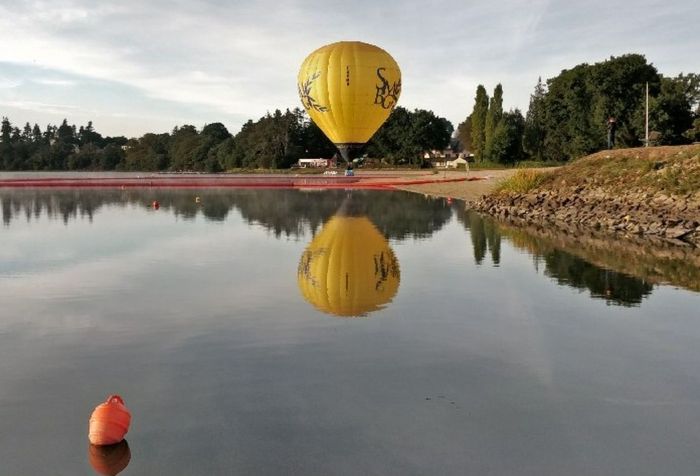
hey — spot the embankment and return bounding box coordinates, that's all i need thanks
[473,145,700,247]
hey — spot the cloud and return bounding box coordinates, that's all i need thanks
[0,100,84,116]
[0,0,698,135]
[32,78,78,86]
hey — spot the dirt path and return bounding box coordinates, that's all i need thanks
[391,169,524,202]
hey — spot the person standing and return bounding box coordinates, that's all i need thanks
[607,117,617,149]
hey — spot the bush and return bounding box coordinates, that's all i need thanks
[495,169,552,194]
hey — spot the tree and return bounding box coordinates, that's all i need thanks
[523,77,547,161]
[366,107,453,164]
[456,115,473,153]
[470,85,489,162]
[489,109,525,164]
[484,84,503,161]
[645,75,695,145]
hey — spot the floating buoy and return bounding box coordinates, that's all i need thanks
[446,197,453,205]
[88,395,131,446]
[88,440,131,476]
[152,200,160,210]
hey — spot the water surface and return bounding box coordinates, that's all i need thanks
[1,188,699,475]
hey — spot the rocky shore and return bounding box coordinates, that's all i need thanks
[472,145,700,247]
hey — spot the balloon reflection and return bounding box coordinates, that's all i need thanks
[298,203,400,317]
[88,440,131,476]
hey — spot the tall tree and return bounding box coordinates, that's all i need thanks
[470,85,489,162]
[484,83,503,161]
[490,109,525,164]
[456,115,473,153]
[523,77,547,160]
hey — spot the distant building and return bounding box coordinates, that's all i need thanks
[297,158,337,168]
[424,149,473,167]
[446,156,468,168]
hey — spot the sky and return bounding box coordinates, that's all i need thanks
[0,0,698,138]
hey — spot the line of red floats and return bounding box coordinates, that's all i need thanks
[0,175,480,189]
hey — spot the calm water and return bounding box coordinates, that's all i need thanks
[1,188,700,476]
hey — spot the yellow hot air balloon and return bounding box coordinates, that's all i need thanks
[298,212,400,317]
[298,41,401,161]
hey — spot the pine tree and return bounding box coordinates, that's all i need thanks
[484,84,503,161]
[470,85,489,162]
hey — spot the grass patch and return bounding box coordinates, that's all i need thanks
[495,169,552,194]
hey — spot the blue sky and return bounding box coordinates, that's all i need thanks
[0,0,698,137]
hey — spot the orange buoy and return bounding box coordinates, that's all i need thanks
[88,440,131,476]
[152,200,160,210]
[88,395,131,446]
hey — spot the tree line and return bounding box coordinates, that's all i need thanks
[459,54,699,163]
[0,107,452,171]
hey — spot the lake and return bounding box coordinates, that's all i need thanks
[1,188,700,475]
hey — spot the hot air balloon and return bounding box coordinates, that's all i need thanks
[297,205,400,317]
[298,41,401,162]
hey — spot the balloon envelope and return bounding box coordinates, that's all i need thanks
[298,214,400,317]
[298,41,401,160]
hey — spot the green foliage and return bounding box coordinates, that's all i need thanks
[455,115,472,153]
[0,116,127,171]
[640,75,696,145]
[489,109,525,164]
[470,85,489,162]
[483,84,503,161]
[365,106,453,165]
[494,169,552,194]
[523,77,547,160]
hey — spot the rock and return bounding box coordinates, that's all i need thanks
[665,226,692,239]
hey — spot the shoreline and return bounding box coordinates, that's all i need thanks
[398,146,700,249]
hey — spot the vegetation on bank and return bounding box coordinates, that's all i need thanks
[0,107,451,172]
[494,169,553,194]
[492,145,700,197]
[458,54,699,165]
[552,145,699,196]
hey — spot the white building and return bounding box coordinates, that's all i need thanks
[297,158,336,168]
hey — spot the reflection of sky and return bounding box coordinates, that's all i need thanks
[2,192,700,474]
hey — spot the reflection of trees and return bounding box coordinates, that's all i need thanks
[456,208,657,306]
[0,188,450,241]
[542,250,653,306]
[455,208,501,265]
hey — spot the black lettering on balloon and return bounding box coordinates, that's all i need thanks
[374,68,401,109]
[298,71,329,113]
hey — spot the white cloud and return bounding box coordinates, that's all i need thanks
[32,78,77,86]
[0,100,84,115]
[0,0,698,135]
